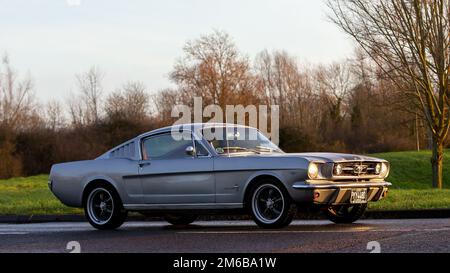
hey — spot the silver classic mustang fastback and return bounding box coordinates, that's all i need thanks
[49,123,391,230]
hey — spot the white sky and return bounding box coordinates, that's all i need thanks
[0,0,354,102]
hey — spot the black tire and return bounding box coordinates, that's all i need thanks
[247,179,296,228]
[326,204,367,224]
[164,214,198,226]
[84,184,128,230]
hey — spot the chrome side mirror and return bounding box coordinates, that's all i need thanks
[185,146,196,156]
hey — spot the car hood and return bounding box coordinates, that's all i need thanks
[232,152,386,163]
[290,152,385,162]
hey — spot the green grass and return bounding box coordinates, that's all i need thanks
[0,150,450,215]
[369,189,450,210]
[0,175,81,215]
[371,150,450,189]
[368,150,450,210]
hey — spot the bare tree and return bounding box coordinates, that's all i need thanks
[328,0,450,188]
[153,88,184,124]
[104,81,150,123]
[0,54,35,178]
[45,100,65,130]
[0,54,35,130]
[254,50,315,128]
[170,30,258,108]
[67,94,85,126]
[75,66,104,124]
[315,61,354,125]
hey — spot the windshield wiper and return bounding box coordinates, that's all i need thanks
[256,146,283,153]
[222,147,261,154]
[255,146,274,152]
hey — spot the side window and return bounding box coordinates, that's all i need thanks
[142,133,193,160]
[195,141,210,157]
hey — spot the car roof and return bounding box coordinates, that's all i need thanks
[137,123,255,139]
[96,123,257,160]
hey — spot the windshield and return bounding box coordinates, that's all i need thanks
[201,126,283,155]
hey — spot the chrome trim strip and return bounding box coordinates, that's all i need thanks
[292,182,392,190]
[124,168,300,179]
[124,203,244,210]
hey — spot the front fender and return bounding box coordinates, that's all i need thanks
[242,169,306,202]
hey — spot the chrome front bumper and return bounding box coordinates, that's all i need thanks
[292,181,391,205]
[293,181,392,189]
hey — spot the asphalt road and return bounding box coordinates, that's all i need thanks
[0,219,449,253]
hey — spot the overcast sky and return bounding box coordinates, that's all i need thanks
[0,0,354,102]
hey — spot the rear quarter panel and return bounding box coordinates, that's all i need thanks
[50,159,140,207]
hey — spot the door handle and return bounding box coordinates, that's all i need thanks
[139,162,151,168]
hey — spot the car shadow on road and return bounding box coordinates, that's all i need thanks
[105,221,380,233]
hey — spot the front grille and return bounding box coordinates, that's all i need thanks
[335,162,378,176]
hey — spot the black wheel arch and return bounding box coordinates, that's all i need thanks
[243,175,292,208]
[82,179,123,207]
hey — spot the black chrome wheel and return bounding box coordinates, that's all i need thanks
[248,180,295,228]
[253,184,285,224]
[84,185,127,230]
[87,188,114,225]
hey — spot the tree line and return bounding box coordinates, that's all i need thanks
[0,30,434,181]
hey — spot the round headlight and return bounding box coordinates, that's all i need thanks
[334,163,343,176]
[374,163,382,175]
[380,162,389,177]
[308,163,319,179]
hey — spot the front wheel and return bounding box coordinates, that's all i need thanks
[248,181,296,228]
[326,204,367,224]
[84,185,127,230]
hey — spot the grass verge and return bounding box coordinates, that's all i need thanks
[0,175,81,215]
[369,189,450,210]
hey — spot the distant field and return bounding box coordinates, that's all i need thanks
[0,150,449,215]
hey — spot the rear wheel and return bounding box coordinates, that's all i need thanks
[326,204,367,224]
[164,214,198,226]
[248,180,295,228]
[84,185,127,230]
